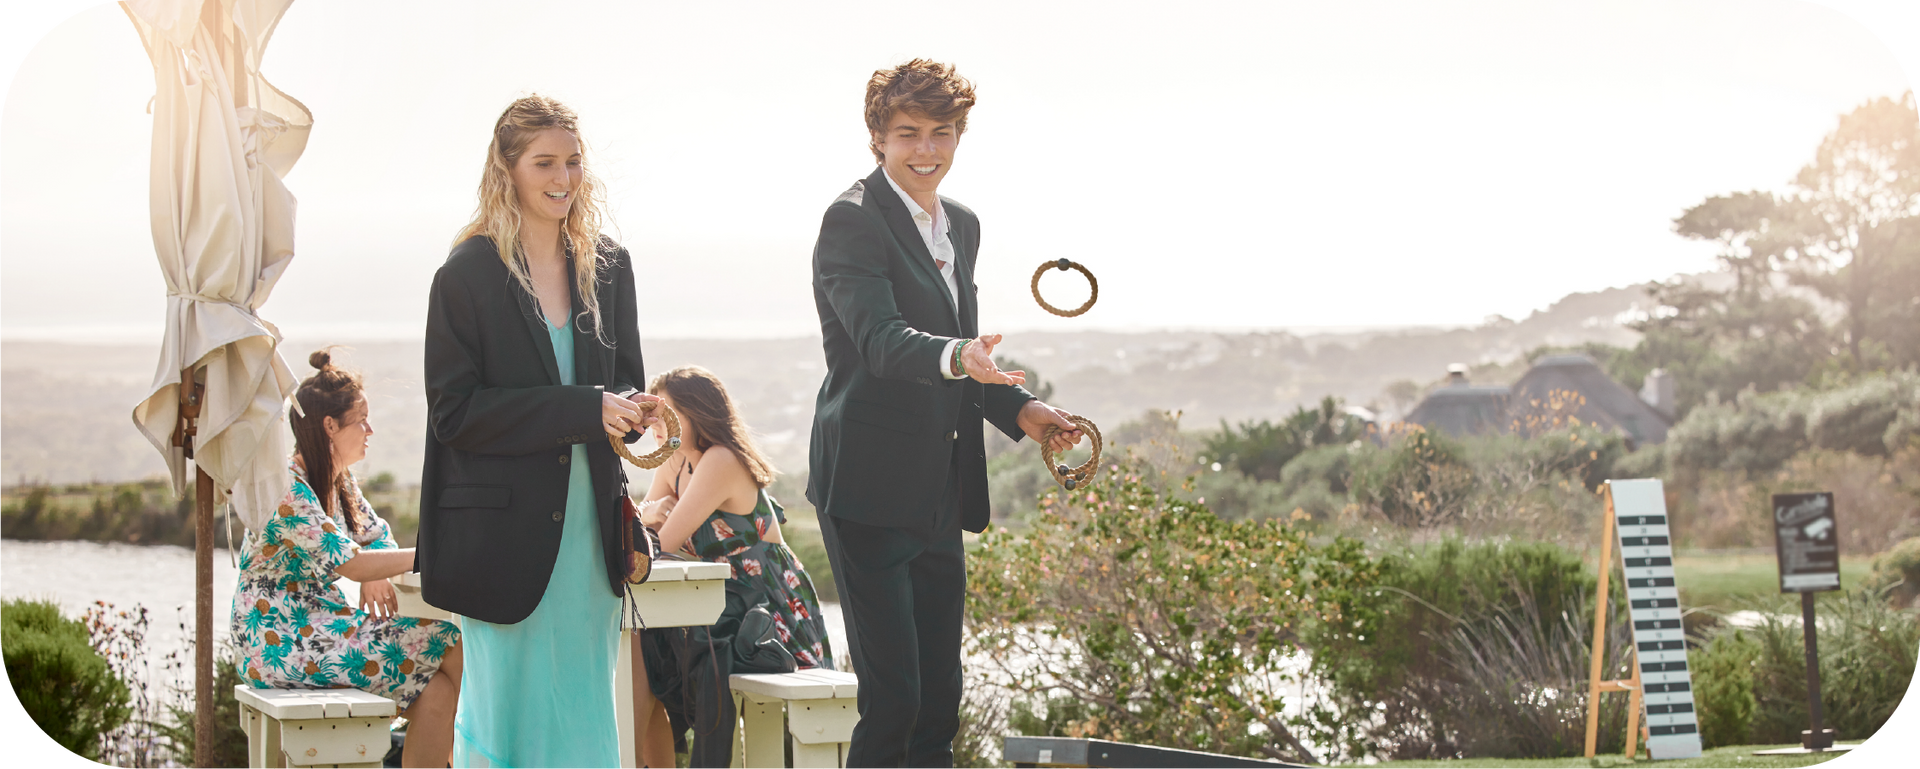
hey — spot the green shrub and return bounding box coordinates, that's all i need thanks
[1203,396,1364,482]
[1188,464,1296,521]
[1349,428,1474,528]
[1611,443,1667,481]
[965,454,1380,764]
[1691,628,1759,748]
[1302,538,1628,760]
[1667,387,1809,476]
[1731,589,1919,744]
[2,599,131,760]
[1806,371,1920,456]
[1869,536,1920,608]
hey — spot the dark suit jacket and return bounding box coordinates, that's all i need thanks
[807,167,1033,533]
[417,235,646,624]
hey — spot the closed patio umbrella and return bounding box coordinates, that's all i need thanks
[122,0,309,763]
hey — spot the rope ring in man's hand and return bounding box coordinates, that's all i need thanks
[1041,414,1104,491]
[609,401,682,469]
[1031,259,1098,317]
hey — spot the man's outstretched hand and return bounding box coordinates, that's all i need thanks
[1017,400,1083,452]
[962,334,1027,386]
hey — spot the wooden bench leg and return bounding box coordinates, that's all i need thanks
[790,737,839,769]
[741,690,787,763]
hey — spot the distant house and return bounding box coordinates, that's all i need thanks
[1405,355,1673,446]
[1404,365,1511,437]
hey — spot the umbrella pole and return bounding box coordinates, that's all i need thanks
[176,364,215,767]
[195,465,214,768]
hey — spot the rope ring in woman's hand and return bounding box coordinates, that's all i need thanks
[1041,414,1103,491]
[1031,259,1098,317]
[609,401,682,469]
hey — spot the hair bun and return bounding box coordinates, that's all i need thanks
[309,350,332,370]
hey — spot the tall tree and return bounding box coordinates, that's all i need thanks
[1790,92,1920,366]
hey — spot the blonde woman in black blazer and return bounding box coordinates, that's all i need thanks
[417,95,658,768]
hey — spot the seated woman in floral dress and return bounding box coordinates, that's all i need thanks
[231,350,463,768]
[632,365,833,767]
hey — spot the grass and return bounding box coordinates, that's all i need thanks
[1671,551,1873,612]
[1350,743,1857,768]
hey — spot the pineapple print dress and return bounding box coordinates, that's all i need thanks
[231,460,461,708]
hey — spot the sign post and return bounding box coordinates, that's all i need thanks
[1772,492,1841,752]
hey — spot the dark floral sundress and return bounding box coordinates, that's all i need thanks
[674,487,834,669]
[231,459,461,708]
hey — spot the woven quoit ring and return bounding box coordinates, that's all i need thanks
[1031,258,1098,317]
[609,401,682,469]
[1040,414,1104,491]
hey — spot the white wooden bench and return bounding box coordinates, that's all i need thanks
[234,686,396,768]
[730,669,861,768]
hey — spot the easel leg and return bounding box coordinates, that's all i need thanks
[1584,485,1619,758]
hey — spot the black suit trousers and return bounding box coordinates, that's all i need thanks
[818,456,966,768]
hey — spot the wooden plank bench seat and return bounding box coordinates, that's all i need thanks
[730,669,861,768]
[234,686,396,768]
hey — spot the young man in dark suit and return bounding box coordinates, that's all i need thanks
[807,59,1084,767]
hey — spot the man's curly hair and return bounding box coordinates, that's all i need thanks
[864,59,977,163]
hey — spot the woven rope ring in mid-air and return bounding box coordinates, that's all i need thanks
[1041,414,1104,490]
[609,401,683,469]
[1031,258,1098,317]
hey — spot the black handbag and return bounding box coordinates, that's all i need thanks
[731,601,798,675]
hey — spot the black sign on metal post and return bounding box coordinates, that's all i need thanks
[1772,492,1840,751]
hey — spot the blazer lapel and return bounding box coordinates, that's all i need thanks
[513,272,564,386]
[570,263,605,387]
[867,167,960,325]
[948,201,978,338]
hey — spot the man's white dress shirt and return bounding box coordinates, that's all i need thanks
[881,168,967,380]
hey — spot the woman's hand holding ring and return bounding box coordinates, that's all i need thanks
[603,392,644,437]
[627,391,665,431]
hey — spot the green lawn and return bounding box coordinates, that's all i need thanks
[1671,552,1873,612]
[1350,743,1858,768]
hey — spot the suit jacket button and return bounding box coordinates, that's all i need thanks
[947,430,958,441]
[558,453,570,465]
[552,511,564,522]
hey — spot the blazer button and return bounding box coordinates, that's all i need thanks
[559,453,570,465]
[947,430,958,441]
[552,511,564,522]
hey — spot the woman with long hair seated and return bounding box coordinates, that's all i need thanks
[232,350,463,768]
[633,365,834,767]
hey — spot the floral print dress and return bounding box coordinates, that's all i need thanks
[676,488,834,669]
[231,460,460,709]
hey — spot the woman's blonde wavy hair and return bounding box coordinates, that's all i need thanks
[455,95,614,345]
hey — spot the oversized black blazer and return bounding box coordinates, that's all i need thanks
[417,235,645,624]
[807,166,1033,533]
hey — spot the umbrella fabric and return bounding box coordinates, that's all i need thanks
[125,0,310,532]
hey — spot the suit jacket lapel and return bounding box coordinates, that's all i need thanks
[867,167,960,326]
[512,268,564,386]
[949,202,978,338]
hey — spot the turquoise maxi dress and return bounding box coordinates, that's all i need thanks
[452,318,623,767]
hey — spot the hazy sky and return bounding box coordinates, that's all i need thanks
[2,0,1915,342]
